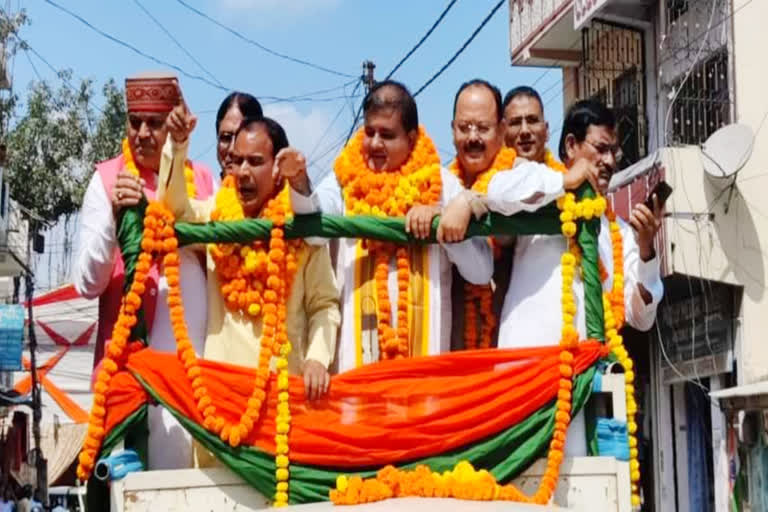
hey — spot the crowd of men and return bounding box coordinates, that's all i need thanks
[73,72,663,470]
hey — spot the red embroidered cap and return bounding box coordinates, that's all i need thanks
[125,71,180,113]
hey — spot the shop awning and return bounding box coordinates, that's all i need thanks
[710,381,768,410]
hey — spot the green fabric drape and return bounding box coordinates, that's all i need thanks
[131,366,595,504]
[173,207,563,247]
[117,202,149,345]
[575,187,605,341]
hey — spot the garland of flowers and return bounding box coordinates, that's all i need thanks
[209,176,302,320]
[78,180,299,505]
[274,340,292,507]
[330,186,609,507]
[600,208,641,508]
[122,139,197,198]
[448,146,518,196]
[449,147,517,350]
[335,127,442,360]
[75,202,171,481]
[334,126,441,217]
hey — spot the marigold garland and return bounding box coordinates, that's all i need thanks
[122,139,197,198]
[274,341,293,507]
[449,147,517,350]
[601,209,641,508]
[334,126,441,218]
[75,202,173,481]
[335,127,442,360]
[450,148,567,351]
[78,178,299,505]
[329,157,636,507]
[209,176,302,321]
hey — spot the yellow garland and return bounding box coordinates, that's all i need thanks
[601,210,640,508]
[274,341,292,507]
[122,139,197,198]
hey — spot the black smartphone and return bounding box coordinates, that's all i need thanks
[644,181,672,211]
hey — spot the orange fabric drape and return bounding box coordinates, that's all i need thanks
[109,342,606,468]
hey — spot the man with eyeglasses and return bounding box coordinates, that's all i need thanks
[456,99,663,456]
[74,72,214,469]
[440,81,571,349]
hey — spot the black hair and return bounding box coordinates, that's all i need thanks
[237,116,289,158]
[362,80,418,133]
[558,99,616,161]
[502,86,544,113]
[216,92,263,135]
[452,79,503,122]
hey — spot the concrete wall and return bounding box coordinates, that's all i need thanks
[659,0,768,386]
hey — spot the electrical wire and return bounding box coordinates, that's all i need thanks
[413,0,505,97]
[132,0,224,88]
[385,0,460,80]
[173,0,354,79]
[42,0,230,92]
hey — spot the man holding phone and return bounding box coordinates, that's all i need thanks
[439,99,665,456]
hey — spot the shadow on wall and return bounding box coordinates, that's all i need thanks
[703,172,765,302]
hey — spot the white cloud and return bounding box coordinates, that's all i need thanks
[263,103,344,180]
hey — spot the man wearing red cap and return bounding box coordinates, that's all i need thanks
[73,72,214,469]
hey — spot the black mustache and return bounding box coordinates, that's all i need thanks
[464,141,485,152]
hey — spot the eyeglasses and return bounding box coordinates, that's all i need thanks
[584,139,623,162]
[218,132,235,147]
[128,115,166,131]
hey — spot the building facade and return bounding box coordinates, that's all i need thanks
[509,0,768,510]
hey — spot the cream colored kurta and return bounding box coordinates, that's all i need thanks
[158,139,341,374]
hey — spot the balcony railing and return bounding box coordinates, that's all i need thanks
[509,0,573,62]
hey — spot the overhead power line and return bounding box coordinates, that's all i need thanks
[341,1,459,149]
[42,0,230,92]
[385,0,460,80]
[173,0,354,79]
[132,0,224,88]
[413,0,505,97]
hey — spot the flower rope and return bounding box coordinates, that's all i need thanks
[449,146,517,349]
[334,126,441,360]
[330,174,612,507]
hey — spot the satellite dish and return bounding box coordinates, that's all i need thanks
[701,123,754,179]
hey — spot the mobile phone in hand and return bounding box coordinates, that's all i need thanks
[644,181,672,211]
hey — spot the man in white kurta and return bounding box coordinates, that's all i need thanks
[287,81,492,372]
[467,99,663,456]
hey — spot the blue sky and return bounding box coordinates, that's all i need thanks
[12,0,563,182]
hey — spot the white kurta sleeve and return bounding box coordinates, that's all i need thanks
[438,168,493,285]
[73,172,116,299]
[619,219,663,331]
[486,162,565,215]
[291,172,344,216]
[290,173,344,246]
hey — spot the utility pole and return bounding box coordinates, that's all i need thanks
[345,60,376,144]
[24,218,47,504]
[362,60,376,94]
